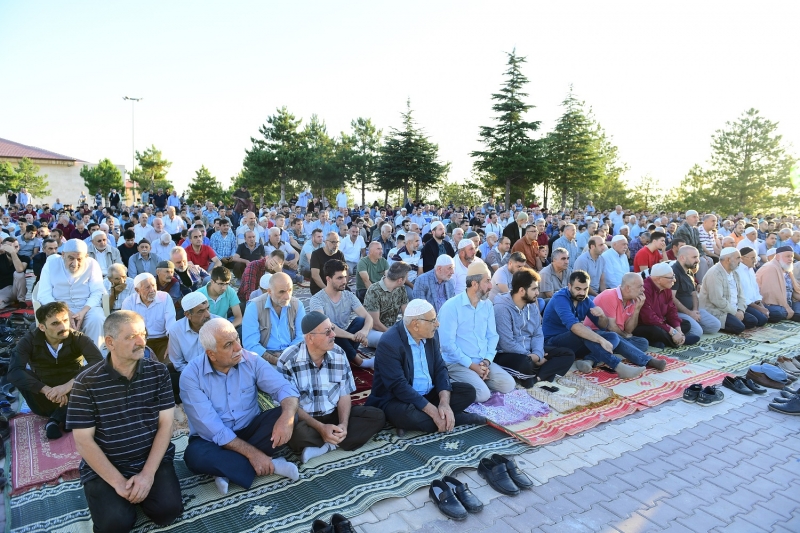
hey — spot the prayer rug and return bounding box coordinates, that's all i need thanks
[10,424,529,533]
[350,367,374,406]
[9,414,81,496]
[465,389,550,425]
[739,325,796,343]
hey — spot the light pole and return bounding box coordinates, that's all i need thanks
[123,96,142,202]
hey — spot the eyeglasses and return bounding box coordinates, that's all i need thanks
[309,327,336,337]
[415,317,439,324]
[327,240,340,244]
[658,276,676,281]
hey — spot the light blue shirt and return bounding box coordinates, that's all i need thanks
[601,248,629,289]
[167,314,222,371]
[405,324,432,395]
[242,296,305,355]
[437,292,499,368]
[180,349,299,446]
[552,236,580,269]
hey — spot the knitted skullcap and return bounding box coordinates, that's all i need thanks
[259,273,273,289]
[157,260,174,269]
[466,260,490,277]
[301,311,328,335]
[611,235,627,243]
[91,231,106,241]
[405,299,434,317]
[776,245,793,254]
[458,238,474,250]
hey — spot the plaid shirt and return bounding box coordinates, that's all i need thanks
[210,230,238,258]
[237,257,268,301]
[277,342,355,416]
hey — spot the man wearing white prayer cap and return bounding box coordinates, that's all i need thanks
[453,238,483,295]
[86,230,122,277]
[121,272,176,362]
[167,290,218,400]
[37,239,107,350]
[601,235,630,289]
[698,247,756,334]
[366,299,484,432]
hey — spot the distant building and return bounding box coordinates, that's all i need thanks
[0,138,130,208]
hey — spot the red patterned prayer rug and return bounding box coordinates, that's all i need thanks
[351,366,374,405]
[10,414,81,495]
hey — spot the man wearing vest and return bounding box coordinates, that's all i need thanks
[242,272,306,365]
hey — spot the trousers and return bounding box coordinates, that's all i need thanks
[494,346,575,387]
[382,382,477,432]
[633,320,700,348]
[722,312,758,334]
[0,271,27,307]
[545,330,622,369]
[288,406,386,452]
[677,310,722,338]
[446,362,515,403]
[746,305,769,327]
[766,302,800,323]
[19,388,68,424]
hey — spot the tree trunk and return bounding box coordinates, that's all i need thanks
[543,183,549,209]
[504,178,511,212]
[403,179,409,205]
[414,180,420,203]
[280,174,286,206]
[560,185,568,211]
[384,189,389,207]
[361,181,366,207]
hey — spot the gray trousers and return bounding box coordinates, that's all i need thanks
[446,362,515,403]
[677,309,721,338]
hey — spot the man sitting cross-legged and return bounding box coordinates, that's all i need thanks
[180,318,301,495]
[278,311,386,463]
[699,247,756,334]
[633,263,701,348]
[493,269,576,387]
[242,272,306,365]
[438,261,516,402]
[671,245,722,337]
[67,311,183,533]
[8,302,103,440]
[542,270,646,379]
[366,299,484,432]
[167,292,217,402]
[121,273,176,363]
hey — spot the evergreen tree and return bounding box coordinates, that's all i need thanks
[188,165,225,204]
[80,159,124,198]
[0,157,51,199]
[472,50,542,209]
[587,123,631,210]
[243,106,306,205]
[302,115,342,202]
[342,118,382,206]
[376,99,448,204]
[129,145,173,193]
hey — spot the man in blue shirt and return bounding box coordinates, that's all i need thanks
[601,235,631,289]
[242,272,306,364]
[180,318,301,494]
[542,271,645,379]
[438,261,515,402]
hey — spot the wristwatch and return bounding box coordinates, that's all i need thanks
[669,328,678,336]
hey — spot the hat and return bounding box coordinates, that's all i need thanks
[611,235,627,243]
[430,221,444,231]
[458,239,475,250]
[720,247,739,258]
[464,231,478,239]
[776,245,793,254]
[767,248,777,257]
[750,363,788,383]
[133,272,155,287]
[466,260,490,277]
[744,227,757,235]
[62,239,88,253]
[259,273,273,289]
[301,311,328,335]
[157,260,175,269]
[435,254,454,267]
[91,230,105,241]
[650,263,673,277]
[685,210,698,217]
[181,291,208,312]
[405,299,434,317]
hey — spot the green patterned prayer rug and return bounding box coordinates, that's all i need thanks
[10,424,529,533]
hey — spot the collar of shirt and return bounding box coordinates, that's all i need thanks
[403,323,426,349]
[104,354,144,383]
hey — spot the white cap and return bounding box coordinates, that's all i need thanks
[650,263,672,277]
[62,239,88,253]
[404,299,434,317]
[458,239,474,250]
[611,235,627,243]
[133,272,155,287]
[430,221,444,231]
[745,227,757,235]
[91,231,106,241]
[767,248,777,257]
[181,291,208,311]
[435,254,454,267]
[720,247,739,258]
[686,210,698,217]
[259,273,272,289]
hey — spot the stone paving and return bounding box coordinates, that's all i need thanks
[348,390,800,533]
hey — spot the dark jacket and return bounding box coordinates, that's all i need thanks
[502,221,524,247]
[421,237,455,273]
[366,322,451,411]
[8,329,103,393]
[32,252,48,283]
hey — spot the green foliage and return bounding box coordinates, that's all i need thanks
[472,50,542,208]
[129,145,173,192]
[0,157,51,199]
[80,159,124,197]
[376,99,449,203]
[188,165,226,204]
[342,118,382,206]
[438,176,483,208]
[666,109,797,214]
[628,174,664,212]
[302,115,345,202]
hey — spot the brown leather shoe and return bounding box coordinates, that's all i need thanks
[746,368,786,390]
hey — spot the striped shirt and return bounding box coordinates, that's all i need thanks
[277,343,355,416]
[66,356,175,484]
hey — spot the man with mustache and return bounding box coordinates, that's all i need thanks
[756,245,800,322]
[121,273,176,363]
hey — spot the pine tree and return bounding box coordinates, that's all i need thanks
[472,50,542,208]
[342,118,382,206]
[129,145,172,193]
[80,159,125,198]
[188,165,225,204]
[4,157,51,199]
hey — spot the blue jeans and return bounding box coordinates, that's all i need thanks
[545,330,622,369]
[723,312,758,334]
[746,305,769,327]
[615,336,652,366]
[335,316,365,363]
[282,267,304,284]
[765,302,800,323]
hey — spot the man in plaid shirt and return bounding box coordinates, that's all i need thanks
[210,219,238,273]
[278,311,385,463]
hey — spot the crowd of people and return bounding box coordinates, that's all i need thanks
[6,185,800,532]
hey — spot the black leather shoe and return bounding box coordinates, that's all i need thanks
[491,454,534,489]
[477,457,520,496]
[330,513,355,533]
[743,378,767,394]
[722,376,754,396]
[429,479,468,520]
[769,396,800,415]
[311,519,333,533]
[443,475,483,513]
[783,385,800,395]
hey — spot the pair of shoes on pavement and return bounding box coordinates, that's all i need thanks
[769,385,800,415]
[682,384,724,406]
[776,357,800,378]
[429,475,484,521]
[722,375,767,396]
[477,454,534,497]
[311,513,354,533]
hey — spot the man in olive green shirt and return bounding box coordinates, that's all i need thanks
[356,242,388,301]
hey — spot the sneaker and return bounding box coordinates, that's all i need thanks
[682,383,703,403]
[696,385,724,406]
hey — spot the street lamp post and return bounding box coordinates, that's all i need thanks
[122,96,142,202]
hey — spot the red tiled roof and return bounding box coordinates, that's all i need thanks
[0,138,81,161]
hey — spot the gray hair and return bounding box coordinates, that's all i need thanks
[516,212,529,222]
[465,273,483,290]
[404,231,419,243]
[171,246,187,258]
[620,272,642,287]
[552,247,569,260]
[703,214,717,222]
[198,317,237,351]
[381,224,392,233]
[103,310,143,339]
[107,263,127,277]
[453,228,464,238]
[387,261,412,281]
[245,230,256,238]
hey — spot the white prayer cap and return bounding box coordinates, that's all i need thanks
[133,272,155,287]
[458,238,474,250]
[435,254,454,267]
[62,239,88,254]
[181,291,208,311]
[720,247,739,258]
[767,248,777,257]
[685,210,698,217]
[259,273,272,289]
[650,263,673,277]
[430,221,444,231]
[91,231,106,241]
[611,235,627,243]
[744,227,757,235]
[405,299,434,317]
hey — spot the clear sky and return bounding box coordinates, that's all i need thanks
[1,1,797,202]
